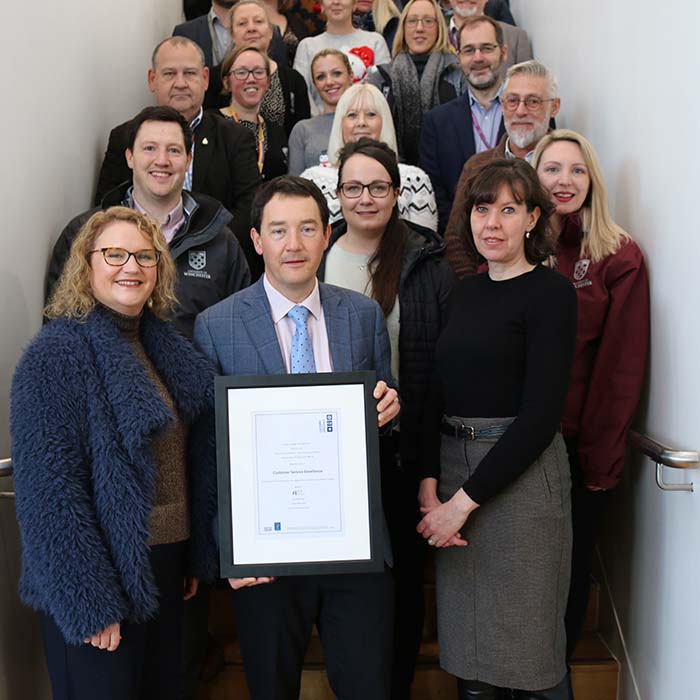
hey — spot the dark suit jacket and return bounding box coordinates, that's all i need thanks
[485,0,516,26]
[93,111,262,244]
[419,93,505,233]
[193,277,396,564]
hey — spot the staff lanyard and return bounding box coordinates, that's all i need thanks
[229,110,266,173]
[471,107,495,151]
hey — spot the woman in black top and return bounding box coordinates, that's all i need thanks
[218,46,288,182]
[417,160,577,700]
[318,138,455,698]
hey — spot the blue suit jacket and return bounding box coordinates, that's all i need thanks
[419,93,505,234]
[193,277,395,564]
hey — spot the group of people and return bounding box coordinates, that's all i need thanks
[10,1,650,700]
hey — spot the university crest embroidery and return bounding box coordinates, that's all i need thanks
[189,250,206,271]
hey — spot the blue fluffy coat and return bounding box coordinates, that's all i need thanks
[10,307,218,644]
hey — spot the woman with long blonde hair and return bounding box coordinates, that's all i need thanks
[533,129,650,659]
[368,0,461,164]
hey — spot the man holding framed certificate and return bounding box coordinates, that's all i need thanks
[193,176,400,700]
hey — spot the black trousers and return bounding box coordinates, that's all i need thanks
[380,433,426,700]
[563,438,610,658]
[234,570,394,700]
[41,541,186,700]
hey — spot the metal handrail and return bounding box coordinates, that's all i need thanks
[628,431,698,492]
[0,457,14,499]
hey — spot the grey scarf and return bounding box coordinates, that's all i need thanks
[390,51,458,163]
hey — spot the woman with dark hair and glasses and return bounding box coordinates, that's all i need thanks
[417,159,577,700]
[11,207,217,699]
[318,137,455,698]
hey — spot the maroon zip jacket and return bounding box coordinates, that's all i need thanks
[556,215,649,489]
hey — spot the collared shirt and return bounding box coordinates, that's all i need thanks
[184,108,204,192]
[263,275,333,372]
[208,7,233,66]
[468,84,503,154]
[125,188,196,243]
[504,137,535,163]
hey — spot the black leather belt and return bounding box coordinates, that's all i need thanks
[440,417,509,441]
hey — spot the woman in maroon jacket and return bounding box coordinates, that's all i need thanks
[533,129,650,657]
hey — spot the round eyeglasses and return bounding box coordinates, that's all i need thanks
[338,181,393,198]
[89,248,161,268]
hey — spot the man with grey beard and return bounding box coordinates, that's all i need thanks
[447,0,531,69]
[419,15,507,233]
[444,59,561,276]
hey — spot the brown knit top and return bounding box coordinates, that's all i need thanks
[106,306,190,546]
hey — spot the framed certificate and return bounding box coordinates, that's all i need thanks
[215,371,384,578]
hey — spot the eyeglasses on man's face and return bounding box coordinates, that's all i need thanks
[89,248,161,268]
[338,181,394,198]
[500,94,555,112]
[459,43,499,57]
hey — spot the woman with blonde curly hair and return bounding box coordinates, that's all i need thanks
[532,129,650,659]
[12,207,218,699]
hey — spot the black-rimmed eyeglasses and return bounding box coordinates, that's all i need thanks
[338,181,393,198]
[89,248,161,268]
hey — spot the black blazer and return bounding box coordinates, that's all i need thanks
[485,0,516,25]
[419,93,505,233]
[93,111,262,242]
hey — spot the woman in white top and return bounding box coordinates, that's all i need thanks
[288,49,354,175]
[294,0,391,115]
[300,83,438,232]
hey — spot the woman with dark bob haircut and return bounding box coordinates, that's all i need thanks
[11,207,217,699]
[417,159,578,699]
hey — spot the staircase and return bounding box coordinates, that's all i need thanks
[196,573,618,700]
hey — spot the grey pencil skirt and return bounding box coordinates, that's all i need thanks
[435,416,572,691]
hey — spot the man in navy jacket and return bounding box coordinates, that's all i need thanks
[419,16,506,233]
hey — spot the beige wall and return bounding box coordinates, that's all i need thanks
[0,1,183,695]
[511,2,700,698]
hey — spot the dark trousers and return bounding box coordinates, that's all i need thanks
[380,433,426,700]
[563,438,610,658]
[234,570,394,700]
[41,542,186,700]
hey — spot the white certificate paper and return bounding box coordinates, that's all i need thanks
[254,410,343,536]
[226,382,373,567]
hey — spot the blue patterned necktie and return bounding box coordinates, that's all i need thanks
[287,305,316,374]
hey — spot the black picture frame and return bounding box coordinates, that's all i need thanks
[215,371,384,578]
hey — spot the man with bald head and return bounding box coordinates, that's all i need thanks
[447,0,531,68]
[95,36,262,268]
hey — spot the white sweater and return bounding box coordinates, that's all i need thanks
[293,30,391,115]
[300,163,438,233]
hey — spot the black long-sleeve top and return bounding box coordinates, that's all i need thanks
[430,265,577,504]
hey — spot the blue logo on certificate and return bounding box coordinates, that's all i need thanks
[274,522,281,531]
[326,414,334,432]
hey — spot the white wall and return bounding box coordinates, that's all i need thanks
[0,1,183,695]
[510,2,700,698]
